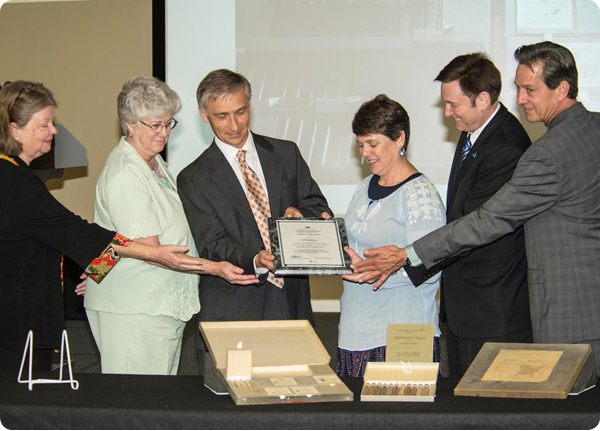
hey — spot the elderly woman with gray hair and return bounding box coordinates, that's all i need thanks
[85,76,258,375]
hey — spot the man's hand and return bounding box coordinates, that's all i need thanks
[348,245,407,291]
[352,245,407,273]
[255,250,275,271]
[284,207,303,218]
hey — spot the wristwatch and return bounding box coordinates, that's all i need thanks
[404,256,412,267]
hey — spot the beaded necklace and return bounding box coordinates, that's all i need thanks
[153,166,174,190]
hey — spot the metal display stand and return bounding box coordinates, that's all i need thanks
[17,330,79,391]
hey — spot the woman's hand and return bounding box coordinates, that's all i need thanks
[115,242,207,272]
[75,273,87,296]
[154,245,209,272]
[205,261,259,285]
[114,238,208,273]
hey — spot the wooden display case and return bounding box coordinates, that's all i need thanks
[361,362,439,402]
[200,320,353,405]
[454,342,597,399]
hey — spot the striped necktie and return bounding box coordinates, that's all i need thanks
[459,133,472,167]
[237,150,284,288]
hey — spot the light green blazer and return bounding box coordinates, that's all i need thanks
[85,137,199,321]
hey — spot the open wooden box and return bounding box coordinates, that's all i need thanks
[200,320,353,405]
[361,362,439,402]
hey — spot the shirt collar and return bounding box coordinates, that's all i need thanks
[118,136,165,179]
[215,131,257,162]
[469,103,501,144]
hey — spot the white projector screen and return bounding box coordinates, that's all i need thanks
[167,0,600,215]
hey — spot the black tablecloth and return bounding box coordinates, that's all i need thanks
[1,371,598,429]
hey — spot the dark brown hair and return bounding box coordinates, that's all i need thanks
[352,94,411,150]
[435,53,502,106]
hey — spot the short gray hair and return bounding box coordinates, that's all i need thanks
[117,76,181,134]
[196,69,252,112]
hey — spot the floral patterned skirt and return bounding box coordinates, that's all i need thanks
[336,337,442,377]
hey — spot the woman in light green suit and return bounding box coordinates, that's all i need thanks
[85,77,258,375]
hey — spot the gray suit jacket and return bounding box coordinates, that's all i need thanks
[177,132,332,327]
[413,103,600,344]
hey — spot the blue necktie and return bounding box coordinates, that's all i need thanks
[459,133,472,167]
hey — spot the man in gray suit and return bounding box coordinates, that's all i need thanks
[178,70,332,369]
[350,42,600,374]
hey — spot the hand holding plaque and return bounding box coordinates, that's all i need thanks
[268,217,352,275]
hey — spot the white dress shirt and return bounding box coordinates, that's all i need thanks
[214,132,269,197]
[469,103,501,145]
[214,132,269,276]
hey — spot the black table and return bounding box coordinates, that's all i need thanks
[1,371,598,429]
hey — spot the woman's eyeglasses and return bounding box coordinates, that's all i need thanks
[139,118,179,133]
[9,82,42,112]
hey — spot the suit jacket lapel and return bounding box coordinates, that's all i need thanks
[206,142,261,236]
[458,104,508,177]
[254,133,282,217]
[447,104,509,209]
[447,132,467,207]
[475,103,508,146]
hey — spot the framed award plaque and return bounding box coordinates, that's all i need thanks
[268,217,353,275]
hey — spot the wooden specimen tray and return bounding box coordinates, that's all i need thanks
[200,320,353,405]
[454,342,596,399]
[361,362,439,402]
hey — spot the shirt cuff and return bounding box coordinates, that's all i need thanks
[253,254,269,276]
[86,233,133,283]
[405,244,423,267]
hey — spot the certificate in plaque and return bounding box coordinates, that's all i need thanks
[268,217,352,275]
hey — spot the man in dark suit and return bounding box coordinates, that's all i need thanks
[177,69,332,369]
[351,42,600,375]
[404,53,532,377]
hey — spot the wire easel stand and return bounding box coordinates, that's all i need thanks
[17,330,79,391]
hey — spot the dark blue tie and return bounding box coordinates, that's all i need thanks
[459,133,472,167]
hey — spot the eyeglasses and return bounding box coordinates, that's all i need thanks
[10,82,42,112]
[139,118,178,133]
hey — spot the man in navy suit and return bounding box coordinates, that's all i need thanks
[402,54,533,376]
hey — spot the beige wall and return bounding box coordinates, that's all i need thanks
[309,275,343,301]
[0,0,153,221]
[0,0,345,303]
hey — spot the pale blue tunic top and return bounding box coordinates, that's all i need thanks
[339,174,446,351]
[85,137,200,322]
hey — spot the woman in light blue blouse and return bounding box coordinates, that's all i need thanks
[337,94,446,377]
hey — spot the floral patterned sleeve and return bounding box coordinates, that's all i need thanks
[86,233,133,283]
